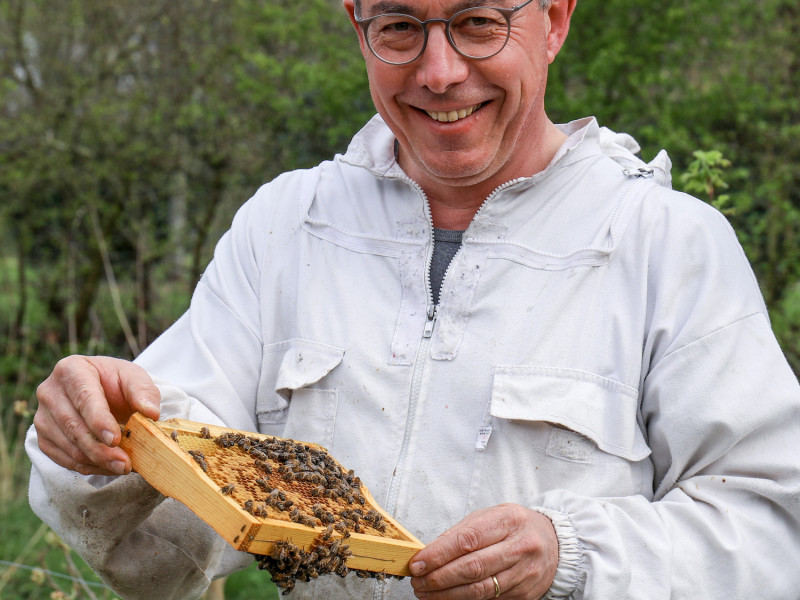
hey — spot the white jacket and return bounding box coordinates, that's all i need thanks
[27,115,800,599]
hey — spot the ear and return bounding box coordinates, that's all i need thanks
[343,0,369,58]
[545,0,577,64]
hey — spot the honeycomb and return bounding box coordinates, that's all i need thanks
[167,427,406,594]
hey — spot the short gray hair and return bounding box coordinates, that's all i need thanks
[354,0,553,15]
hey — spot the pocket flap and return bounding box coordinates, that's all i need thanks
[490,366,650,461]
[273,339,345,395]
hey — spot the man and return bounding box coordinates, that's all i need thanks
[27,0,800,598]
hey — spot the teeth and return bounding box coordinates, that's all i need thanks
[426,103,481,123]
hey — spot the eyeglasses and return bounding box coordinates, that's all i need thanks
[355,0,537,66]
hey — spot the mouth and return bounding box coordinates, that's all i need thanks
[424,102,484,123]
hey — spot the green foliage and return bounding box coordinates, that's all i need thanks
[679,150,732,212]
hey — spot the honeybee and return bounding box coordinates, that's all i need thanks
[200,426,211,439]
[220,483,236,495]
[254,459,272,474]
[170,430,179,442]
[333,522,350,538]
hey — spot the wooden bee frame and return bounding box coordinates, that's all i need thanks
[119,412,424,576]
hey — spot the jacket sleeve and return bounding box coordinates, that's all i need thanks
[25,168,318,599]
[534,193,800,598]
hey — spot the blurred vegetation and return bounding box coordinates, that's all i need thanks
[1,0,798,597]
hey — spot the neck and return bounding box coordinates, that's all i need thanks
[415,123,567,229]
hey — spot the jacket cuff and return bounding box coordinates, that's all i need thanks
[530,506,584,599]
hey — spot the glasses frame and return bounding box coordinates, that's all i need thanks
[355,0,537,66]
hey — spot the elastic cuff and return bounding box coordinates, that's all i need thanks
[530,506,584,599]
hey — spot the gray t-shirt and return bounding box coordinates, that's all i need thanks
[431,227,464,305]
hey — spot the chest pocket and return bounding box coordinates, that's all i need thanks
[256,338,345,447]
[467,366,652,511]
[491,365,650,461]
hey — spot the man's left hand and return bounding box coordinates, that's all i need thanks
[410,503,558,599]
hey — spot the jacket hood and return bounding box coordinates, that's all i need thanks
[338,113,673,189]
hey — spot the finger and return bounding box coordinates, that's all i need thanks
[411,542,506,596]
[413,575,500,600]
[411,507,509,576]
[37,432,125,476]
[93,357,161,422]
[34,408,129,475]
[68,357,160,446]
[34,392,130,474]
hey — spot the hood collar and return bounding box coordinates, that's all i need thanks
[338,114,672,188]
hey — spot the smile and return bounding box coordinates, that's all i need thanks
[425,103,483,123]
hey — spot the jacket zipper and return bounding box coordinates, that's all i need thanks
[374,174,529,600]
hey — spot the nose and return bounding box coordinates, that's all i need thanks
[415,25,469,94]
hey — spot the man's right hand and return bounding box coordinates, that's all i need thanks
[34,356,160,476]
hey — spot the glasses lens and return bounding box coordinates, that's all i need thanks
[450,8,509,59]
[366,15,425,64]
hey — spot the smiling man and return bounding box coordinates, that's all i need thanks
[26,1,800,599]
[348,0,570,229]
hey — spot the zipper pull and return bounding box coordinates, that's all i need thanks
[423,304,437,338]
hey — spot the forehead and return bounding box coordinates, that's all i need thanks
[360,0,507,17]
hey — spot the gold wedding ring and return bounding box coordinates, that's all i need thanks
[492,574,501,597]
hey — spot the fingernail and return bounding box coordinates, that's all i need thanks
[101,430,115,445]
[410,561,425,576]
[110,460,127,475]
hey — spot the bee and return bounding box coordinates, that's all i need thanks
[254,459,272,474]
[243,499,254,513]
[220,483,236,495]
[321,525,334,541]
[124,428,131,438]
[333,521,350,538]
[198,460,208,472]
[255,478,270,491]
[170,430,179,442]
[310,485,325,497]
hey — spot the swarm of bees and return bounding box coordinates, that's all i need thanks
[170,427,403,594]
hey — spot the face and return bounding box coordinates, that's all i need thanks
[345,0,574,196]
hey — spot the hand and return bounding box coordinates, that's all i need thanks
[34,355,160,476]
[410,503,559,600]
